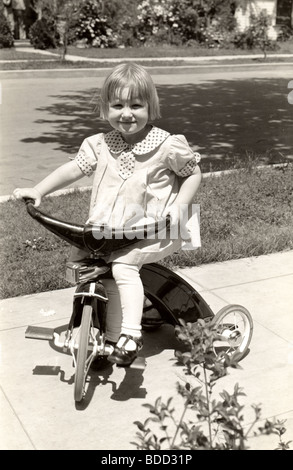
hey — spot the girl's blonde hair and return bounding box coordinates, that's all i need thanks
[99,63,161,121]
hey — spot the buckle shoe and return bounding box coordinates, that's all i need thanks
[108,334,143,366]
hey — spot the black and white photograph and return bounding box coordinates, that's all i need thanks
[0,0,292,453]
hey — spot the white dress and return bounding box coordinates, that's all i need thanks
[75,126,201,265]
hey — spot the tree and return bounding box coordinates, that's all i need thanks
[57,0,86,60]
[31,0,87,58]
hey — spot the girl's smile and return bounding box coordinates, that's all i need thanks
[108,88,150,144]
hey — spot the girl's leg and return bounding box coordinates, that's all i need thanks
[111,262,144,354]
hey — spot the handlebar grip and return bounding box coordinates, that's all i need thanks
[23,197,36,205]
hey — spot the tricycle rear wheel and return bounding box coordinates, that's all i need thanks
[212,304,253,362]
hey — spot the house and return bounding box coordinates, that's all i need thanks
[235,0,293,39]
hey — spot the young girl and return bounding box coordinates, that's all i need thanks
[13,63,201,367]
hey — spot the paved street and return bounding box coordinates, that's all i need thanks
[1,64,292,196]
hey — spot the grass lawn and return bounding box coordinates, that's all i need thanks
[1,164,292,299]
[58,41,293,58]
[0,48,56,60]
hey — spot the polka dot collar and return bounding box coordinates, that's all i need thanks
[104,126,170,155]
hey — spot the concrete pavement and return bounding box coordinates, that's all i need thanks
[0,250,292,450]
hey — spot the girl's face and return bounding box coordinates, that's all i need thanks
[107,88,149,143]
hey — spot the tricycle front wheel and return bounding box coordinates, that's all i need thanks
[212,304,253,362]
[74,303,93,402]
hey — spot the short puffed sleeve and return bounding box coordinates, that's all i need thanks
[75,134,101,177]
[166,134,201,177]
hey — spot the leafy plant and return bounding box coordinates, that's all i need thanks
[233,10,279,58]
[29,18,59,49]
[132,319,291,450]
[135,0,237,46]
[74,0,118,48]
[28,0,86,56]
[0,10,14,48]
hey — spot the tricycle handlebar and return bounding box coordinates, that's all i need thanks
[25,200,170,255]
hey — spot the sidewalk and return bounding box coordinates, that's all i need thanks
[0,250,292,450]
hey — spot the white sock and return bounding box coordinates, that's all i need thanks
[118,323,142,351]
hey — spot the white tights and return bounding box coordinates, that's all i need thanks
[102,262,143,344]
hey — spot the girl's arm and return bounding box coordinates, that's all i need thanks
[13,160,84,206]
[174,165,201,206]
[164,165,202,223]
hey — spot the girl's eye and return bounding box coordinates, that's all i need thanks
[109,102,145,110]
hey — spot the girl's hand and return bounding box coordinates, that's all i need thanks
[12,188,42,207]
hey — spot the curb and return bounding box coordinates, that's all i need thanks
[1,61,293,80]
[62,53,293,63]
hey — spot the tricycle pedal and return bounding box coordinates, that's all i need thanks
[130,356,146,370]
[25,325,55,341]
[118,356,146,370]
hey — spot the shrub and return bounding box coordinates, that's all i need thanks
[74,0,118,48]
[136,0,193,46]
[135,0,237,47]
[233,11,279,56]
[29,18,59,50]
[276,24,293,42]
[0,10,14,48]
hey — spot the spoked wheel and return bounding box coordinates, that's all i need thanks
[212,304,253,362]
[74,303,95,402]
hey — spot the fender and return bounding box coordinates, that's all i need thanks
[140,263,213,325]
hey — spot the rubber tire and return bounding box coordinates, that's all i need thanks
[212,304,253,362]
[74,303,93,402]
